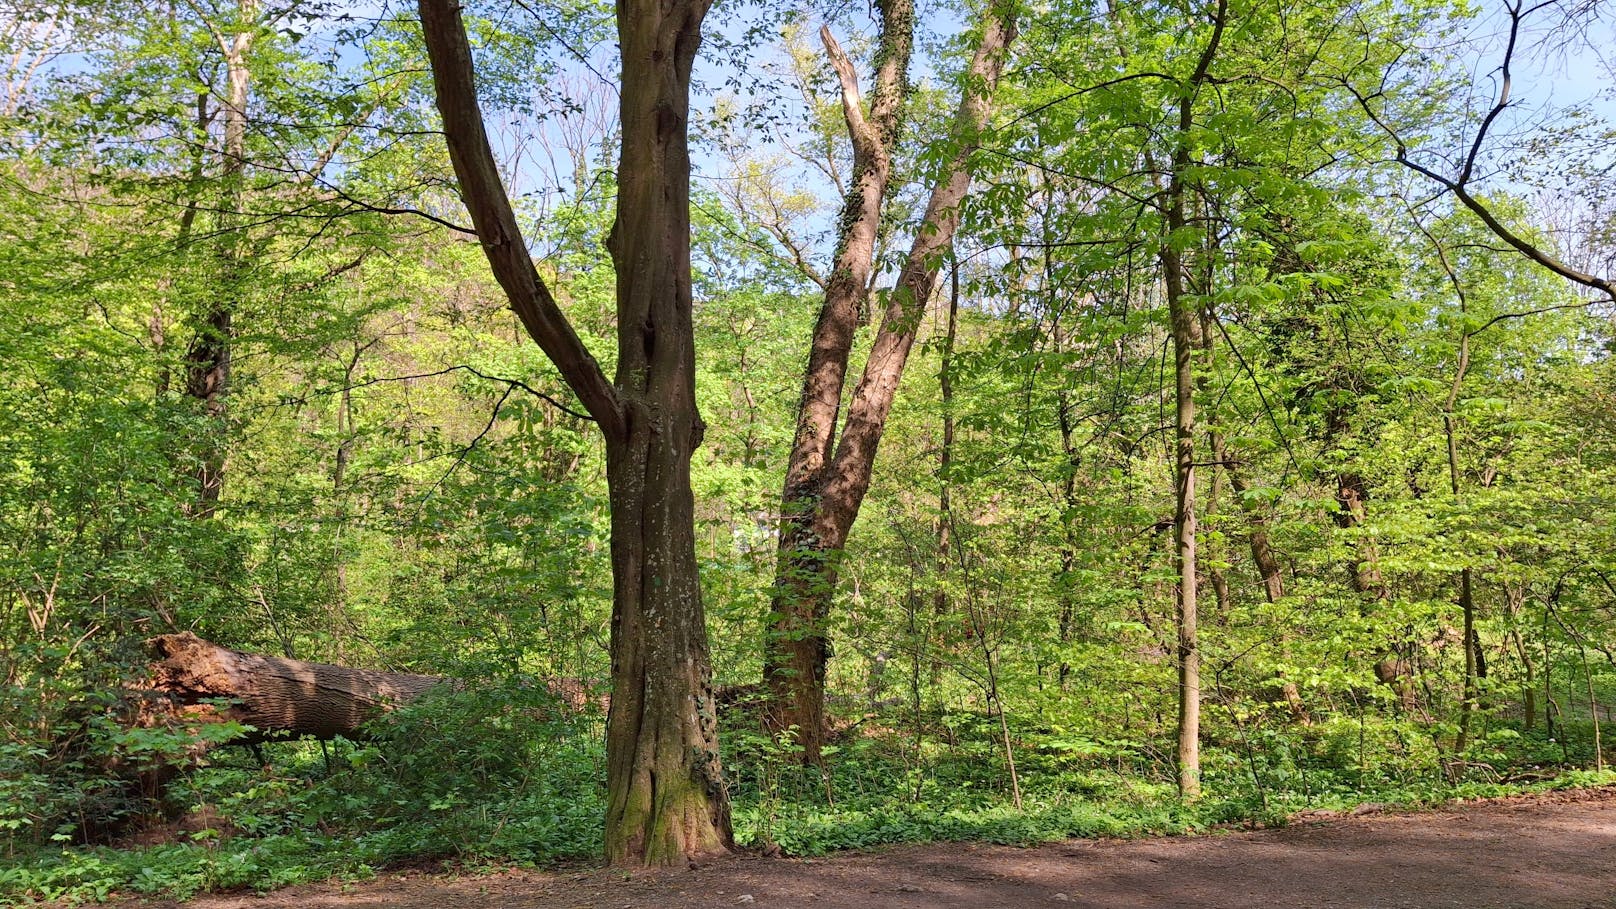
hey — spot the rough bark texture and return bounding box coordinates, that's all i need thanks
[765,4,1017,760]
[418,0,731,865]
[147,633,443,741]
[599,0,732,866]
[764,0,916,759]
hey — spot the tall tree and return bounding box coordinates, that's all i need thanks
[764,1,1019,759]
[182,0,258,516]
[417,0,731,864]
[1159,0,1226,800]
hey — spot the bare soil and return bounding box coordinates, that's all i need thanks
[138,787,1616,909]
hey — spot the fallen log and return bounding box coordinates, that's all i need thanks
[146,632,447,741]
[145,633,750,745]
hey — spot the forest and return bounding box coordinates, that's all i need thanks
[2,0,1614,901]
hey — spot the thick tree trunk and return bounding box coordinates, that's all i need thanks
[765,5,1017,759]
[146,633,443,741]
[419,0,731,864]
[597,0,732,865]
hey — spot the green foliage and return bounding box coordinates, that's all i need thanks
[2,683,606,903]
[3,0,1615,900]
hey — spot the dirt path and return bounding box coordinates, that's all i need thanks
[145,788,1616,909]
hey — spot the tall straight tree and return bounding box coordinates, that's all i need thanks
[182,0,258,516]
[764,1,1018,759]
[1159,0,1226,800]
[417,0,732,865]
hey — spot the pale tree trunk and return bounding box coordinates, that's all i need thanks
[183,0,256,516]
[766,4,1018,760]
[1163,0,1227,800]
[1165,231,1201,800]
[418,0,730,865]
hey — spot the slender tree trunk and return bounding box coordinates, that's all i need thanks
[1165,227,1201,800]
[765,5,1017,759]
[1326,409,1413,707]
[1197,310,1306,722]
[1163,0,1226,800]
[1208,427,1284,603]
[419,0,731,864]
[917,262,959,687]
[1050,229,1085,688]
[934,264,958,619]
[1506,585,1535,730]
[183,0,255,516]
[1447,365,1480,752]
[1427,230,1480,752]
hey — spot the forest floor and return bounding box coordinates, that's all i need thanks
[130,787,1616,909]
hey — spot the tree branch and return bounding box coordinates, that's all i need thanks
[418,0,623,440]
[279,363,596,423]
[821,25,876,159]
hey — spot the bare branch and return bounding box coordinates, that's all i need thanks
[821,25,875,157]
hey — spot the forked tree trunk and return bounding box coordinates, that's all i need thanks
[419,0,730,864]
[765,4,1017,760]
[765,0,916,758]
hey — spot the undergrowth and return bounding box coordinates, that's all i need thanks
[3,688,1611,905]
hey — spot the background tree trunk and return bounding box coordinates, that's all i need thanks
[765,5,1017,759]
[182,0,256,516]
[765,2,916,759]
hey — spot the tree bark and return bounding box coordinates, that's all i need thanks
[418,0,731,864]
[600,0,731,864]
[764,0,916,758]
[146,632,444,741]
[182,0,256,516]
[765,4,1017,760]
[1163,0,1227,800]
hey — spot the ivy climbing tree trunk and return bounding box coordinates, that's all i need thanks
[418,0,731,865]
[765,0,916,758]
[765,3,1018,760]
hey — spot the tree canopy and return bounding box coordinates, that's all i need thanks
[2,0,1614,896]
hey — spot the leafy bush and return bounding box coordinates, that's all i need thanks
[1,681,607,903]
